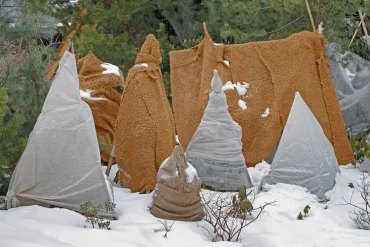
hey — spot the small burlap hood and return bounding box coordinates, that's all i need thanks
[151,143,204,221]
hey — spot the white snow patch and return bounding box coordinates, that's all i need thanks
[238,99,247,110]
[222,81,235,91]
[235,82,248,96]
[134,63,149,68]
[261,108,270,118]
[80,89,106,101]
[101,63,120,76]
[185,163,198,184]
[248,160,271,186]
[1,166,370,246]
[222,81,249,96]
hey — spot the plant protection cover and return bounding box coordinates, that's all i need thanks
[5,51,114,217]
[185,70,253,191]
[262,92,340,201]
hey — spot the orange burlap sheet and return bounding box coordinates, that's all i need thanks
[115,34,176,193]
[170,27,355,166]
[77,53,124,165]
[78,53,124,90]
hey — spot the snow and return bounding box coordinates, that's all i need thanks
[221,81,249,96]
[134,63,149,68]
[2,164,370,246]
[80,89,106,101]
[101,63,120,76]
[238,99,247,110]
[261,108,270,118]
[318,21,324,34]
[185,162,198,184]
[222,81,235,91]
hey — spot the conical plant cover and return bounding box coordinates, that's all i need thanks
[262,92,340,201]
[5,52,114,217]
[170,28,355,167]
[77,53,124,165]
[151,143,204,221]
[186,70,253,191]
[114,34,176,193]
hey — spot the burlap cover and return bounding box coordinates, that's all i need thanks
[170,24,355,166]
[78,53,124,90]
[77,53,124,165]
[115,34,176,193]
[151,144,204,221]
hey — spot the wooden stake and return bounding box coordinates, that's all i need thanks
[105,145,115,177]
[358,9,370,46]
[305,0,316,32]
[348,13,366,48]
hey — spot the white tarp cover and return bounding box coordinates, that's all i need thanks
[262,92,340,201]
[185,70,253,191]
[326,43,370,133]
[5,51,114,217]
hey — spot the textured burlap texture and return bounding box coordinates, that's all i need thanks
[170,24,355,166]
[77,53,124,165]
[115,34,176,193]
[151,144,204,221]
[78,53,124,90]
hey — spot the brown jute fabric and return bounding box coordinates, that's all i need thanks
[170,24,355,166]
[78,53,124,90]
[115,34,176,193]
[77,53,124,165]
[151,144,204,221]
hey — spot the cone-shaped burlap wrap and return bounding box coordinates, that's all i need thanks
[5,51,114,217]
[170,23,355,166]
[262,92,340,201]
[151,143,204,221]
[77,53,124,165]
[185,70,253,191]
[115,34,176,193]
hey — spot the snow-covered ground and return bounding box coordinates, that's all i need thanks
[1,164,370,247]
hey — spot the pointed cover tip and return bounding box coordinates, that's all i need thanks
[211,70,222,93]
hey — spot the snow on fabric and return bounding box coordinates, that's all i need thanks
[151,143,204,221]
[185,70,253,191]
[134,63,149,68]
[1,165,370,247]
[101,63,120,76]
[4,51,114,217]
[221,81,249,96]
[80,89,106,101]
[261,92,340,201]
[238,99,247,110]
[261,108,270,118]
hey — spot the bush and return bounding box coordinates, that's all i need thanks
[199,186,274,242]
[344,173,370,230]
[80,200,116,230]
[347,126,370,165]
